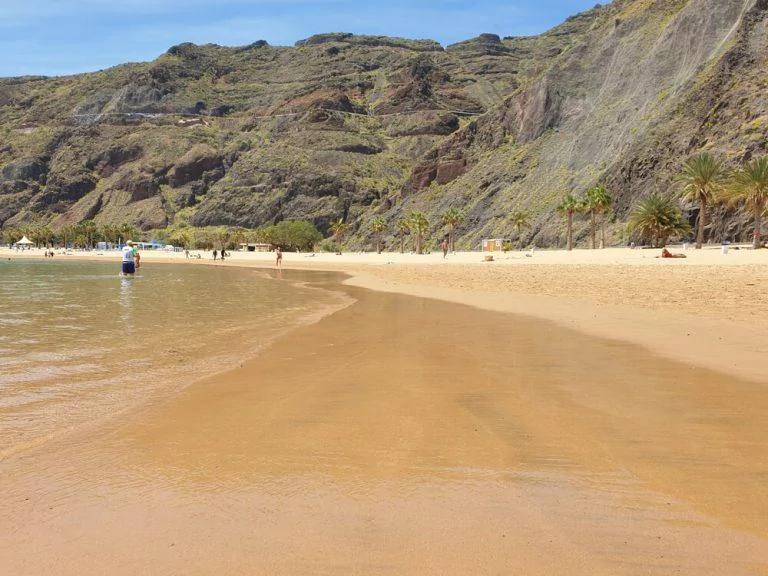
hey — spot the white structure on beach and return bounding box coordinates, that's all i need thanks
[239,242,273,252]
[14,236,34,249]
[482,238,511,252]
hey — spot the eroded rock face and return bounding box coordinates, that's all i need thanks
[115,170,161,202]
[191,171,358,231]
[42,172,98,203]
[168,145,223,188]
[1,157,47,182]
[383,111,459,137]
[0,188,35,225]
[436,160,468,185]
[86,145,143,176]
[510,79,562,144]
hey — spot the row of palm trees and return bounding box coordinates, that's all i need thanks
[1,221,280,251]
[626,154,768,249]
[558,153,768,250]
[556,185,613,251]
[331,208,465,255]
[675,153,768,249]
[380,153,766,253]
[367,208,464,254]
[0,221,140,249]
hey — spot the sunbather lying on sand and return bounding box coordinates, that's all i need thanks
[657,247,687,259]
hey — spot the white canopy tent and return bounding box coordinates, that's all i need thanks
[14,236,34,247]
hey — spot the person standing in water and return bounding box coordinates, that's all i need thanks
[121,241,140,275]
[275,247,283,268]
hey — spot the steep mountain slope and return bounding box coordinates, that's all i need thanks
[0,0,766,249]
[0,30,574,234]
[398,0,768,248]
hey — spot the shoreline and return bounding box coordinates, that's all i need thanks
[0,260,354,464]
[6,245,765,383]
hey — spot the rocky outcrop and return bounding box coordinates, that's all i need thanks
[115,170,162,202]
[86,145,143,176]
[1,157,47,182]
[0,188,35,225]
[168,145,223,188]
[42,172,97,203]
[295,33,442,52]
[383,111,459,137]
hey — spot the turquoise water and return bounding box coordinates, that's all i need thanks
[0,259,347,458]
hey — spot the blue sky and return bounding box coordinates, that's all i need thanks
[0,0,605,77]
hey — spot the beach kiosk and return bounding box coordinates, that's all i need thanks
[482,238,510,252]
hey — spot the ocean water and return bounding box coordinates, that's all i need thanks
[0,259,348,459]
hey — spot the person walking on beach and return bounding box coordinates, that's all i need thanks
[121,241,140,275]
[220,247,226,261]
[275,247,283,268]
[213,249,218,261]
[441,238,448,258]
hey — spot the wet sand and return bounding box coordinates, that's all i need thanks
[8,245,766,381]
[1,271,768,574]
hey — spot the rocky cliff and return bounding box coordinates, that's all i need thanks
[0,0,766,248]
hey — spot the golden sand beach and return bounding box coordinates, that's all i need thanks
[1,246,767,574]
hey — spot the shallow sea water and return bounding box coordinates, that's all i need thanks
[0,259,347,459]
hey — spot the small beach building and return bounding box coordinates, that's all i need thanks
[129,241,164,250]
[482,238,510,252]
[239,242,273,252]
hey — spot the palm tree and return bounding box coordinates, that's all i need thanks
[396,218,410,253]
[173,228,194,251]
[228,227,247,252]
[116,223,139,245]
[407,211,430,254]
[195,229,215,250]
[556,193,582,251]
[0,227,20,246]
[73,220,99,248]
[329,219,349,252]
[509,210,531,249]
[678,152,726,249]
[216,228,231,252]
[369,216,387,254]
[30,226,55,248]
[59,225,76,249]
[628,192,691,247]
[722,157,768,249]
[441,208,463,253]
[585,185,612,249]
